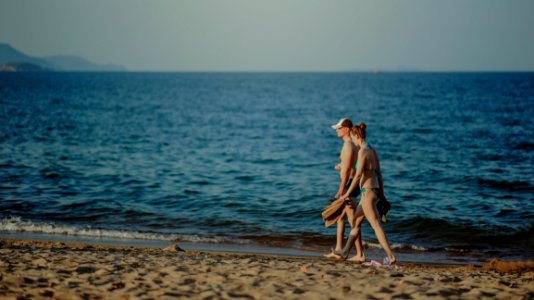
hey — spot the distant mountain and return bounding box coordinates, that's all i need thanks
[0,62,48,72]
[43,55,126,72]
[0,43,126,72]
[0,44,56,70]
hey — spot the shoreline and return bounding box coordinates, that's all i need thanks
[0,231,488,266]
[0,232,320,259]
[1,237,533,299]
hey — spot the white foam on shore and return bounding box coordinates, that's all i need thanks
[1,216,441,254]
[364,241,429,251]
[391,243,429,251]
[0,216,225,244]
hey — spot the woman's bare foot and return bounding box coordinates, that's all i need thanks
[383,256,397,266]
[346,255,365,264]
[323,249,346,260]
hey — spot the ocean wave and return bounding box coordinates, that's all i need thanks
[0,216,457,255]
[358,240,430,251]
[476,178,533,192]
[513,141,534,150]
[441,175,534,193]
[2,215,531,260]
[0,216,227,244]
[364,241,471,253]
[389,216,534,247]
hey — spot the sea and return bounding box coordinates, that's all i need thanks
[1,72,533,264]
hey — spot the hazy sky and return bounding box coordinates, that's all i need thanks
[1,0,533,71]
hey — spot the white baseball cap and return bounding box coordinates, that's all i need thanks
[331,118,353,129]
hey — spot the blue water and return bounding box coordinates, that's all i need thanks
[1,72,533,263]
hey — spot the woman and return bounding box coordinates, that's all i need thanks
[333,122,396,265]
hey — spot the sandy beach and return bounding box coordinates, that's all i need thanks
[0,238,532,299]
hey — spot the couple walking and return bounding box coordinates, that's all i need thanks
[322,118,396,266]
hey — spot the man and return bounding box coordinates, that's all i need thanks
[324,118,365,262]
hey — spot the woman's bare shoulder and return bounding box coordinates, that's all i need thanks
[362,147,373,155]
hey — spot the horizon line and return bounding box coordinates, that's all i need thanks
[6,70,531,73]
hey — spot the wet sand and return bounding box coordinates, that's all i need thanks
[0,238,532,299]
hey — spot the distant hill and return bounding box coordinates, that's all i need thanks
[0,44,56,70]
[0,62,48,72]
[43,55,126,72]
[0,43,126,72]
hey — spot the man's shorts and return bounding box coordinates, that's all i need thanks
[346,179,361,198]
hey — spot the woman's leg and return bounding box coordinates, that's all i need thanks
[346,211,366,262]
[361,190,396,263]
[339,204,365,258]
[344,203,364,260]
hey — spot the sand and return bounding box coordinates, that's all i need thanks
[0,238,532,299]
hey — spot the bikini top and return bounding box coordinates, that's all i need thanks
[357,144,380,189]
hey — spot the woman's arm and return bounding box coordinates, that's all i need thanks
[340,149,366,199]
